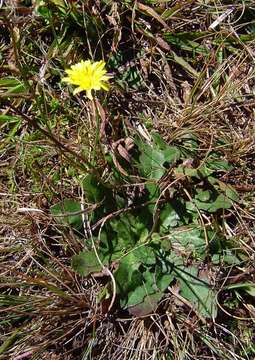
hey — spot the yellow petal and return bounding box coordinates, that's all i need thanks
[73,87,83,95]
[100,82,110,91]
[62,59,112,98]
[62,76,71,83]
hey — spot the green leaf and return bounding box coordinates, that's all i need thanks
[128,292,163,316]
[211,251,241,265]
[98,230,123,260]
[115,246,156,302]
[0,77,27,94]
[145,182,160,201]
[83,174,106,203]
[151,133,181,161]
[35,4,52,20]
[126,261,175,315]
[0,78,21,87]
[99,214,149,260]
[115,252,142,300]
[71,250,105,276]
[206,158,233,172]
[117,66,144,90]
[216,180,239,202]
[175,165,214,179]
[177,267,217,318]
[194,191,233,213]
[171,51,200,78]
[125,265,173,313]
[136,134,180,180]
[0,115,21,123]
[160,203,183,230]
[151,132,169,149]
[126,269,155,307]
[163,146,181,165]
[50,199,83,230]
[157,273,174,292]
[133,246,156,265]
[110,214,147,251]
[195,190,211,202]
[226,283,255,297]
[114,241,180,315]
[144,182,160,216]
[139,146,166,179]
[0,329,20,356]
[181,134,199,152]
[163,32,209,55]
[49,0,66,9]
[169,226,206,258]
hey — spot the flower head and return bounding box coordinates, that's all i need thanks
[62,60,111,100]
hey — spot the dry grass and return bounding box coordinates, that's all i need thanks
[0,1,255,359]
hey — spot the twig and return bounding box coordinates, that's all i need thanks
[13,351,33,360]
[97,217,117,313]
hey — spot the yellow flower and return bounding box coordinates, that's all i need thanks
[62,60,112,100]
